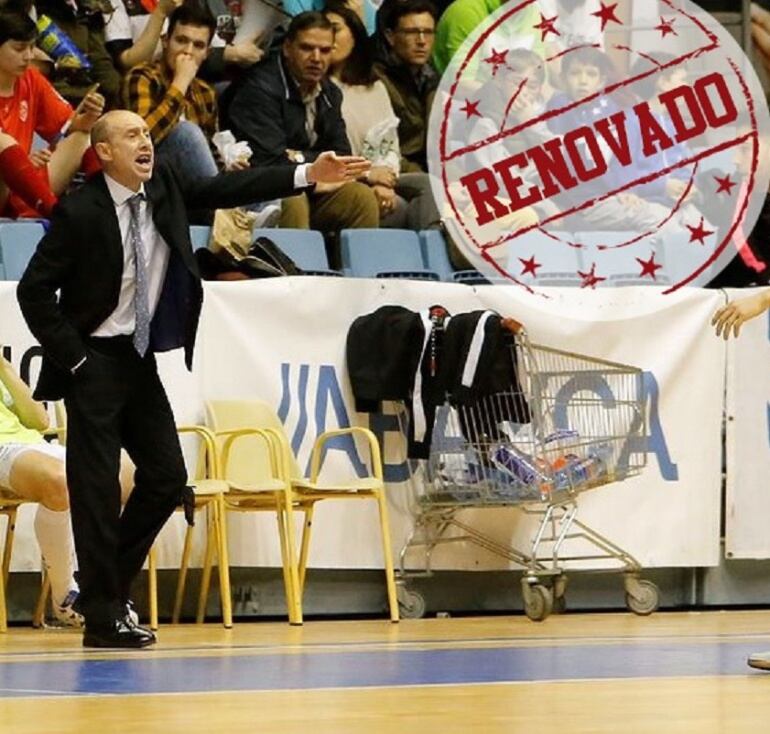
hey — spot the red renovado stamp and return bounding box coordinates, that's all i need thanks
[427,0,770,291]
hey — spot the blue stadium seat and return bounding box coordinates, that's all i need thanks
[419,229,455,281]
[506,228,585,286]
[253,228,341,276]
[0,221,46,280]
[340,229,439,280]
[573,231,672,287]
[189,225,211,251]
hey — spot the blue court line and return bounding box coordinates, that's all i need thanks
[0,640,764,697]
[4,628,768,662]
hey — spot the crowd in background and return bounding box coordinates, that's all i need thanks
[0,0,767,284]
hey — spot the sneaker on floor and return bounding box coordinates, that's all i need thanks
[51,589,84,628]
[748,651,770,670]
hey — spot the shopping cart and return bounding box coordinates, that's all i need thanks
[397,329,656,622]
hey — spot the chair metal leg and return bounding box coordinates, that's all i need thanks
[276,499,302,625]
[2,508,17,588]
[297,504,315,595]
[375,490,400,623]
[172,521,196,624]
[213,496,233,629]
[148,546,158,631]
[196,508,216,624]
[0,513,8,632]
[276,506,296,623]
[283,497,303,625]
[32,572,50,628]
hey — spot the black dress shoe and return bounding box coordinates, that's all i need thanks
[83,618,157,649]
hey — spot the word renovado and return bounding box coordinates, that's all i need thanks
[460,71,738,227]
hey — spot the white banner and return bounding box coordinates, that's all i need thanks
[1,280,726,571]
[725,288,770,559]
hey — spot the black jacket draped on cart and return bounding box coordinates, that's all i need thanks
[346,306,530,458]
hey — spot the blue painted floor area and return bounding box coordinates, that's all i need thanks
[0,640,763,697]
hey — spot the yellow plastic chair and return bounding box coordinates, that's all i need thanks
[145,425,232,630]
[0,493,25,632]
[204,401,303,625]
[205,399,399,624]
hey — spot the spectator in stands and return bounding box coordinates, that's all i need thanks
[105,0,264,82]
[752,1,770,78]
[325,2,440,229]
[35,0,122,107]
[121,2,230,192]
[0,8,104,219]
[431,0,543,74]
[228,11,378,230]
[539,0,607,54]
[630,54,704,212]
[375,0,438,175]
[0,351,134,627]
[456,48,556,270]
[545,47,670,232]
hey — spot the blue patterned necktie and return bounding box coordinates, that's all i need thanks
[127,193,150,357]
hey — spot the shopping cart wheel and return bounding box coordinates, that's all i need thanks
[397,586,427,619]
[624,579,659,616]
[552,575,568,614]
[521,580,553,622]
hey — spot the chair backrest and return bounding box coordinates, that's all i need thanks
[340,228,438,279]
[0,221,46,280]
[189,225,211,252]
[205,399,303,482]
[253,228,334,273]
[419,229,455,281]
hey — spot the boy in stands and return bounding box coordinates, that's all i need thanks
[0,9,103,218]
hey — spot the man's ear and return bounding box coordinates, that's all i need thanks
[384,28,395,48]
[94,141,111,163]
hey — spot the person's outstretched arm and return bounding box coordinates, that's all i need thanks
[712,289,770,339]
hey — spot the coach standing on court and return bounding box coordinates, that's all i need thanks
[17,109,369,649]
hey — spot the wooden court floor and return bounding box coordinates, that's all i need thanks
[1,610,769,734]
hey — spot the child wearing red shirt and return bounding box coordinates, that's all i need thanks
[0,9,103,218]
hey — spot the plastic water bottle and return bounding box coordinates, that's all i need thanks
[552,445,611,490]
[490,444,553,500]
[543,428,580,450]
[36,16,91,71]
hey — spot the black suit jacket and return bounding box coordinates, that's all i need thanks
[17,161,300,400]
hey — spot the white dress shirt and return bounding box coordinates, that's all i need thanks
[92,174,171,338]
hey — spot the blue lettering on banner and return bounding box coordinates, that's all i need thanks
[279,363,368,477]
[279,363,678,483]
[552,370,678,481]
[369,407,419,483]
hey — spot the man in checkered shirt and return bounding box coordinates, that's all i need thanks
[121,1,234,198]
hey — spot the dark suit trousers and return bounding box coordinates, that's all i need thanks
[64,336,186,628]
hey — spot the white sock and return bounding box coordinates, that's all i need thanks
[33,505,77,607]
